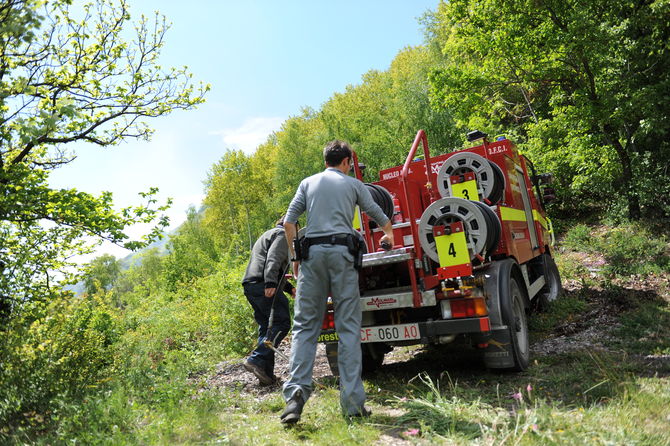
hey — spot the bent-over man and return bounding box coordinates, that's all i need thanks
[242,217,293,386]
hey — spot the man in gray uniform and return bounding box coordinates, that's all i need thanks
[280,140,394,423]
[242,217,293,386]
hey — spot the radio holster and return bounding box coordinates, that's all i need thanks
[293,238,303,261]
[294,237,310,261]
[345,234,366,270]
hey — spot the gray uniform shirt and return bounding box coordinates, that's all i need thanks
[285,167,389,236]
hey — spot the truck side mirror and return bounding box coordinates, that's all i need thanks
[542,187,556,203]
[532,173,553,185]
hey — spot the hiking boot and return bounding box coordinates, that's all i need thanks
[280,390,304,424]
[348,407,372,418]
[243,360,274,386]
[268,374,280,386]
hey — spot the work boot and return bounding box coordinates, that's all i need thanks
[280,390,304,424]
[243,360,274,386]
[348,407,372,418]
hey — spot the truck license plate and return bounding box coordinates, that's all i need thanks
[360,323,420,343]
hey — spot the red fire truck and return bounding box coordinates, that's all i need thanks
[318,130,561,373]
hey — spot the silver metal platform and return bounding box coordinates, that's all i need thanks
[361,248,413,268]
[359,287,436,312]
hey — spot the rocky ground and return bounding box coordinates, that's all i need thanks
[203,294,623,399]
[201,322,628,446]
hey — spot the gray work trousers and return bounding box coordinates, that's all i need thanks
[282,243,365,415]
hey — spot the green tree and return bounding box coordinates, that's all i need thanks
[0,0,208,311]
[203,150,263,256]
[82,253,120,295]
[321,46,459,179]
[427,0,670,220]
[113,247,165,300]
[163,207,220,291]
[273,109,327,206]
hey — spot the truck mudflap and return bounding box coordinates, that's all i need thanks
[481,328,516,369]
[317,316,491,344]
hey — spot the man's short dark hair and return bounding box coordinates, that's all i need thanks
[323,140,352,167]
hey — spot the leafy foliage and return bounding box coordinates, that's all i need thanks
[560,223,669,276]
[162,207,220,291]
[82,253,120,295]
[426,0,670,220]
[0,293,118,434]
[321,46,459,179]
[3,0,670,443]
[203,149,278,256]
[0,0,208,313]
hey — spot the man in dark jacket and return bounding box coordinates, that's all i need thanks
[242,217,293,385]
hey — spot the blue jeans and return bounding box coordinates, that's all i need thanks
[243,281,291,377]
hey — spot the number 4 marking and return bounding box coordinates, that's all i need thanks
[448,243,457,257]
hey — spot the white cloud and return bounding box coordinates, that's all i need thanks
[212,116,284,154]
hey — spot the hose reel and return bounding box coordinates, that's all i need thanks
[418,197,501,263]
[365,183,394,228]
[436,152,505,205]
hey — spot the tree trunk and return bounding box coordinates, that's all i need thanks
[603,124,641,220]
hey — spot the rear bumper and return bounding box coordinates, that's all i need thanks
[317,316,491,343]
[421,317,490,337]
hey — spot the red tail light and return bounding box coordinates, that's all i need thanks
[321,310,335,330]
[442,297,488,319]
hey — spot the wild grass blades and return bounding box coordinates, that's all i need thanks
[398,373,499,442]
[392,367,669,445]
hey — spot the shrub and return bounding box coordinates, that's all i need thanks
[0,293,118,436]
[560,223,669,276]
[599,225,669,276]
[112,256,255,385]
[561,224,595,252]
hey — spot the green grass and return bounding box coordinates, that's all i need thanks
[558,223,669,276]
[3,222,670,444]
[119,349,666,446]
[616,301,670,355]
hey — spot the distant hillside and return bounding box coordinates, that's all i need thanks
[118,231,171,270]
[119,205,205,269]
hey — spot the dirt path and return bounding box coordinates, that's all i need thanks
[201,275,669,445]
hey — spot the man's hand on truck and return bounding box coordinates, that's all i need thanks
[379,220,394,250]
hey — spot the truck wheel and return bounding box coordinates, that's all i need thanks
[361,344,385,375]
[501,277,529,371]
[324,343,386,377]
[536,254,562,311]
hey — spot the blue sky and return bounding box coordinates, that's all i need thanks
[48,0,439,258]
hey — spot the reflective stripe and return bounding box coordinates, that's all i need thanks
[500,206,526,222]
[352,205,361,230]
[532,210,548,231]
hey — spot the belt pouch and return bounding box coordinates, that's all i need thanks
[300,237,310,260]
[345,234,363,269]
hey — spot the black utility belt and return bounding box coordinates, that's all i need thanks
[294,233,365,269]
[305,235,350,246]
